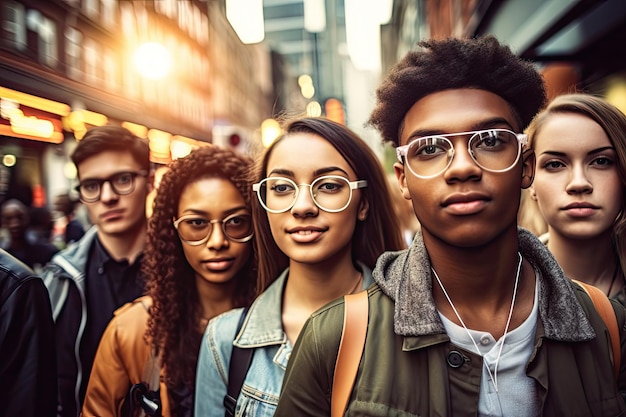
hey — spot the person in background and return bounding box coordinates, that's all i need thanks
[82,146,258,417]
[0,248,57,417]
[52,193,86,247]
[42,125,153,417]
[195,117,405,416]
[525,93,626,303]
[1,198,59,272]
[274,36,626,416]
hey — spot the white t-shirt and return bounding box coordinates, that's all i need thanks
[439,274,541,417]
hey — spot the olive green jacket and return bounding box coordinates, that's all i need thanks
[275,228,626,416]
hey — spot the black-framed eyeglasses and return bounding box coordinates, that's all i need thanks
[252,175,368,213]
[172,213,253,245]
[75,171,148,203]
[396,129,527,179]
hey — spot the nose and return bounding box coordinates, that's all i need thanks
[565,164,593,194]
[443,142,482,182]
[290,184,318,217]
[99,181,119,203]
[206,222,229,249]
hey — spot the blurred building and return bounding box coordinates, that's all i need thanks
[0,0,274,206]
[384,0,626,110]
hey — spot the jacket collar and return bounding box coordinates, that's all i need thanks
[373,228,595,343]
[235,263,374,347]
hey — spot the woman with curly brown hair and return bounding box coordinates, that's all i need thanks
[82,146,257,417]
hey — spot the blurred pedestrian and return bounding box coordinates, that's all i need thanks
[52,193,86,247]
[1,198,59,272]
[42,126,153,417]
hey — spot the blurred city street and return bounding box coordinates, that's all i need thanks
[1,0,625,210]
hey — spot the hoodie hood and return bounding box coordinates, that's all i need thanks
[373,227,595,342]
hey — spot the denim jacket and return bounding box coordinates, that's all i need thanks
[194,264,373,417]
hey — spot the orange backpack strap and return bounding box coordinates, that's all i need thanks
[332,290,369,417]
[573,279,620,379]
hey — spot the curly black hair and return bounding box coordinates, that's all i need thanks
[368,36,547,146]
[143,145,256,414]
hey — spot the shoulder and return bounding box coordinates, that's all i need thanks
[113,296,151,321]
[0,249,37,284]
[0,249,42,298]
[206,308,245,339]
[201,308,245,368]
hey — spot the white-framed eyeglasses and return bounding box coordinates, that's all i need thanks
[172,213,253,245]
[396,129,528,179]
[252,175,368,213]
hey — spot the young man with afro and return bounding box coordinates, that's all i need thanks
[274,36,626,416]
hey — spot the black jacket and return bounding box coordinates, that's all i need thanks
[0,249,57,417]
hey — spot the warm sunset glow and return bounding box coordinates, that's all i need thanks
[134,42,173,80]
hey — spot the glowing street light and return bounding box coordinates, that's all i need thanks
[133,42,173,80]
[226,0,265,44]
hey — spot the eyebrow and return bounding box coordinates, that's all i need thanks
[539,146,616,157]
[178,205,249,217]
[405,118,515,140]
[79,171,137,182]
[267,166,351,178]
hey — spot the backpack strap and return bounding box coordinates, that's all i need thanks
[331,290,369,417]
[224,308,251,417]
[573,279,620,379]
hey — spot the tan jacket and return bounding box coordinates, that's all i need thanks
[81,296,170,417]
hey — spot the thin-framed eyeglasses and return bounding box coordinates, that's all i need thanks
[172,213,253,245]
[396,129,528,179]
[75,171,148,203]
[252,175,368,214]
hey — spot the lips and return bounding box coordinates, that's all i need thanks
[561,201,599,218]
[287,226,327,234]
[440,192,491,215]
[441,192,490,207]
[562,202,599,210]
[286,226,327,243]
[202,257,235,271]
[100,209,125,220]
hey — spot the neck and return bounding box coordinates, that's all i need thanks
[196,276,236,323]
[97,222,147,264]
[281,251,362,343]
[284,255,362,310]
[547,229,619,294]
[423,227,535,336]
[424,228,520,298]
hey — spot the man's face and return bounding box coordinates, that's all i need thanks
[77,150,151,237]
[394,88,534,248]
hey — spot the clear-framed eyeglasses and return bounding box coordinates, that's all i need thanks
[252,175,368,214]
[75,171,148,203]
[172,213,253,245]
[396,129,528,179]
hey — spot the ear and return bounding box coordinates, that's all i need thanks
[146,171,155,194]
[521,149,535,190]
[357,198,369,221]
[528,186,538,201]
[394,162,412,200]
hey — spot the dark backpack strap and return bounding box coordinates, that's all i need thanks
[223,307,252,417]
